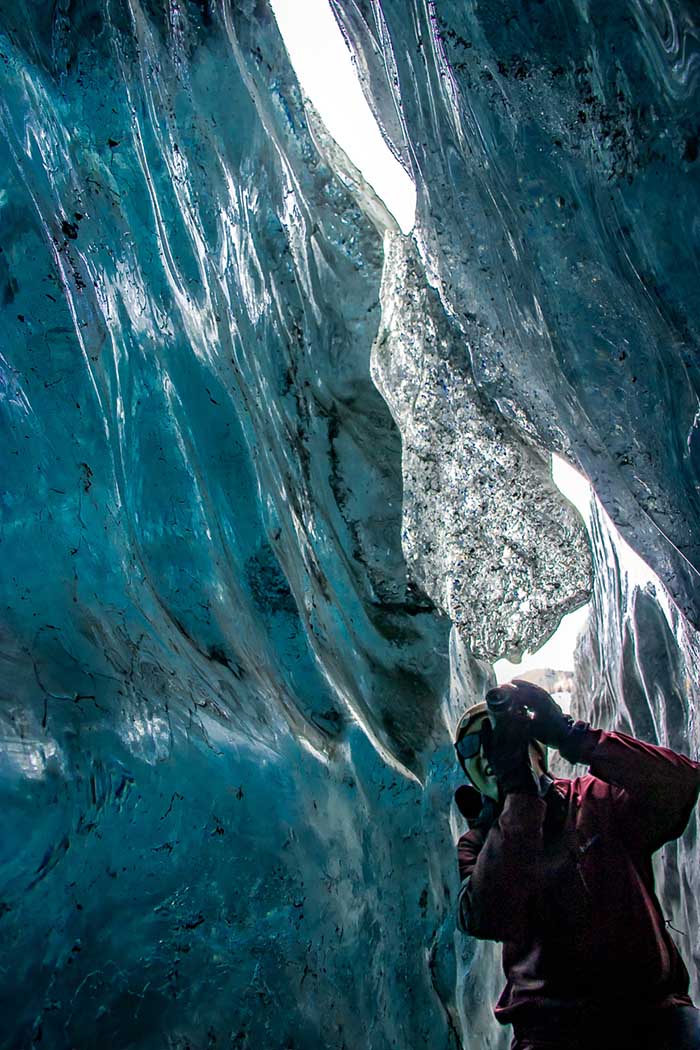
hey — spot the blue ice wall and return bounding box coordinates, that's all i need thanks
[2,2,700,1049]
[571,501,700,1000]
[0,3,473,1046]
[0,0,452,773]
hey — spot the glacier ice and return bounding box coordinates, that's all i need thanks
[0,2,699,1049]
[372,231,591,660]
[0,4,462,1045]
[332,0,700,628]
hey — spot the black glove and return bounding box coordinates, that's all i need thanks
[510,679,574,749]
[481,717,539,797]
[454,784,484,821]
[454,785,500,831]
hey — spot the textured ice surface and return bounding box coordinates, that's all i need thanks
[372,232,591,660]
[1,2,700,1049]
[327,2,700,1041]
[332,0,700,628]
[571,502,700,997]
[0,3,467,1046]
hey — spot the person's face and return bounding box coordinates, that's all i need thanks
[465,750,500,800]
[459,719,547,801]
[457,719,500,800]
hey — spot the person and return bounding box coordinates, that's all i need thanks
[453,678,700,1050]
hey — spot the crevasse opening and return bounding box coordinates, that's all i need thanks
[272,0,592,677]
[270,0,416,233]
[495,454,678,692]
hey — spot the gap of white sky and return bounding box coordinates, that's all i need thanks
[269,0,416,233]
[270,2,658,680]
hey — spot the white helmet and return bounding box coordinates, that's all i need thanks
[454,700,548,800]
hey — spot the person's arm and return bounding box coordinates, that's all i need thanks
[507,678,700,852]
[457,794,546,941]
[567,726,700,851]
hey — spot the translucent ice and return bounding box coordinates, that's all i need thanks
[1,2,699,1049]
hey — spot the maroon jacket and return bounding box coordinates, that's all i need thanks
[457,728,700,1026]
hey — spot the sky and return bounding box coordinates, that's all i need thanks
[270,2,603,676]
[269,0,416,233]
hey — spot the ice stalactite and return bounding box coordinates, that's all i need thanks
[372,230,591,661]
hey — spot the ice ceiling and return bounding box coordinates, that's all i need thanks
[0,2,699,1048]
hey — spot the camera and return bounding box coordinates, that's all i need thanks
[485,686,533,724]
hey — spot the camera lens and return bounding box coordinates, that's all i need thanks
[485,687,513,717]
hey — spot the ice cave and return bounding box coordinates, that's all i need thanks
[1,1,699,1047]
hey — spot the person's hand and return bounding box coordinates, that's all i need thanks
[481,716,539,797]
[454,785,500,831]
[510,679,574,750]
[454,784,483,821]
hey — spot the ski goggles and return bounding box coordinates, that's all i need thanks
[455,729,483,761]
